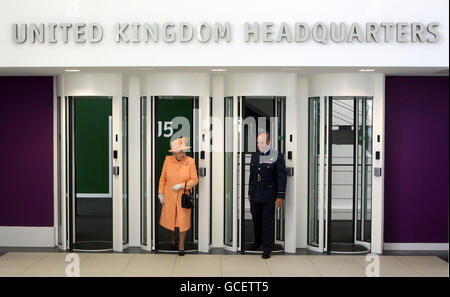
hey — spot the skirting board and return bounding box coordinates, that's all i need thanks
[0,226,55,247]
[384,243,448,251]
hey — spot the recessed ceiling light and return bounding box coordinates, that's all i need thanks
[134,67,155,71]
[282,68,304,72]
[65,69,80,72]
[210,68,227,72]
[359,69,375,72]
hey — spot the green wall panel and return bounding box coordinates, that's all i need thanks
[75,97,112,194]
[156,97,194,181]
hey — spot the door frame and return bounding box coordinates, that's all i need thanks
[140,95,210,253]
[307,95,380,254]
[151,96,199,252]
[55,95,125,252]
[229,96,288,254]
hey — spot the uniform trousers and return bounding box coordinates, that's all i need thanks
[250,199,276,253]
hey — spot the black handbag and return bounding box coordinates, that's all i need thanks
[181,182,194,209]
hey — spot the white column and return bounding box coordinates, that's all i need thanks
[371,73,385,254]
[296,75,309,249]
[198,75,211,253]
[211,75,225,248]
[112,75,123,252]
[128,76,141,247]
[284,73,298,253]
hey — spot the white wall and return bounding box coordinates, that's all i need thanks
[0,0,448,67]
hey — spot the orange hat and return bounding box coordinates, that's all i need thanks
[169,137,191,152]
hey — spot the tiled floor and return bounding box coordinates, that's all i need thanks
[0,252,448,277]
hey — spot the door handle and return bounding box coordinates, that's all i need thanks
[287,167,294,176]
[199,167,206,177]
[113,166,119,176]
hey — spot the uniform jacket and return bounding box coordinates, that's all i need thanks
[248,149,287,202]
[158,155,198,232]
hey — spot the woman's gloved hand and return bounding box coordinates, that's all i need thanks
[172,183,184,191]
[158,194,164,205]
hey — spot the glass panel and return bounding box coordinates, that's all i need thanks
[224,97,234,246]
[356,98,363,241]
[237,96,241,248]
[122,97,129,245]
[276,97,286,242]
[57,97,62,245]
[209,97,213,246]
[140,97,147,245]
[330,97,355,249]
[308,97,320,246]
[73,97,113,250]
[193,97,199,242]
[65,97,70,247]
[364,98,373,242]
[325,96,373,253]
[324,97,328,250]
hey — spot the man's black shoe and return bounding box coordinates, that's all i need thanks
[249,242,262,250]
[262,252,271,259]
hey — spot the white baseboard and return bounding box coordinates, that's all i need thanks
[384,242,449,251]
[0,226,55,247]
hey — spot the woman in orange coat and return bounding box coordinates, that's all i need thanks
[158,137,198,256]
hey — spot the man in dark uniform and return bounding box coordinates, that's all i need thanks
[248,132,287,259]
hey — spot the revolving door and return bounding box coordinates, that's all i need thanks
[308,96,373,254]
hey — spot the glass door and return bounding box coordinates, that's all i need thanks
[152,96,200,253]
[307,97,322,252]
[326,96,373,254]
[307,96,373,254]
[223,97,236,251]
[57,96,126,252]
[274,97,286,247]
[140,96,151,249]
[355,97,373,248]
[56,96,66,250]
[122,97,129,246]
[239,96,286,254]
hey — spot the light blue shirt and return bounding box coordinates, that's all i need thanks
[261,147,270,155]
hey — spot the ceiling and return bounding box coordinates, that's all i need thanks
[0,66,448,76]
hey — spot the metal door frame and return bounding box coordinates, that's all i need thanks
[238,96,286,254]
[150,96,201,253]
[56,95,124,252]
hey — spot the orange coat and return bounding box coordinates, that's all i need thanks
[158,155,199,232]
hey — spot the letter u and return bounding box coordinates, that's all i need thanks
[13,24,27,43]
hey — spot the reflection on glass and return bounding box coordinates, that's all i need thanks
[330,97,355,247]
[356,98,362,241]
[140,97,147,245]
[356,97,373,243]
[224,97,234,246]
[308,97,320,246]
[364,98,373,242]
